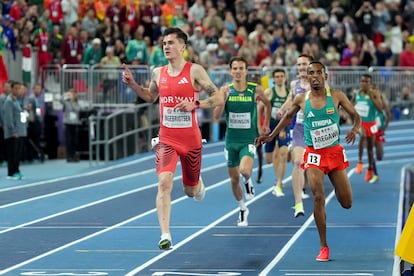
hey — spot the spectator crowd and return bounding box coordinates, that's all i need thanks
[0,0,414,174]
[2,0,414,76]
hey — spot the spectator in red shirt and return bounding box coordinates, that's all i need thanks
[340,40,358,66]
[33,20,52,75]
[173,0,187,11]
[47,0,64,25]
[106,0,122,27]
[61,25,83,65]
[399,42,414,67]
[119,0,139,34]
[139,0,155,38]
[256,40,271,66]
[9,0,28,21]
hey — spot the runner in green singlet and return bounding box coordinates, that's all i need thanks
[352,74,384,183]
[213,56,271,227]
[255,61,361,262]
[258,68,290,197]
[374,91,391,161]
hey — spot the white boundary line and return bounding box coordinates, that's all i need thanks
[259,158,412,276]
[0,162,232,275]
[0,144,225,193]
[0,162,226,235]
[392,165,414,276]
[124,175,284,276]
[0,151,225,209]
[0,153,412,274]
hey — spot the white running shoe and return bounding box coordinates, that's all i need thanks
[301,190,310,199]
[158,233,173,250]
[272,185,285,197]
[245,182,255,200]
[194,180,206,201]
[237,208,249,227]
[293,202,305,217]
[151,136,160,149]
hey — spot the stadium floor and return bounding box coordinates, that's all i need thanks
[1,120,413,276]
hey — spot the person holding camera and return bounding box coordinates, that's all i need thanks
[61,88,81,162]
[355,1,374,40]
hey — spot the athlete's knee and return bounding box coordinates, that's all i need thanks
[239,168,251,179]
[279,150,288,161]
[293,159,302,167]
[313,192,325,206]
[158,177,173,193]
[229,174,239,185]
[265,156,272,164]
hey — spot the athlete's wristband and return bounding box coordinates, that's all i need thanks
[195,100,200,109]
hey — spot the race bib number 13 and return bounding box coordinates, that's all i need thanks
[307,152,321,166]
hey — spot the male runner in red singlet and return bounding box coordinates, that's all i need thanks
[122,27,224,250]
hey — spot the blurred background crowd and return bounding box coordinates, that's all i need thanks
[1,0,414,164]
[2,0,414,72]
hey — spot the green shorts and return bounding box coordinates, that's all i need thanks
[224,142,256,168]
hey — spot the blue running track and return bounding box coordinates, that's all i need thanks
[0,120,413,276]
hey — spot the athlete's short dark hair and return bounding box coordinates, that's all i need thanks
[361,74,372,80]
[163,27,188,45]
[229,56,248,69]
[299,53,314,61]
[308,61,327,73]
[272,68,286,77]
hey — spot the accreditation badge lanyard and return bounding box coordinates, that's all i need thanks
[40,33,48,52]
[50,2,59,18]
[127,5,136,21]
[69,39,78,57]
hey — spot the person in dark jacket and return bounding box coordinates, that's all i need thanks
[3,81,28,179]
[61,88,81,162]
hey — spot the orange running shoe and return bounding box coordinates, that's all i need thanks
[355,162,363,174]
[365,169,373,182]
[316,247,330,261]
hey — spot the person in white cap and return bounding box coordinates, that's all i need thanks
[82,38,103,65]
[199,43,219,68]
[189,26,207,55]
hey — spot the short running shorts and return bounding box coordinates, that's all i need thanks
[291,123,305,148]
[361,121,378,137]
[301,144,349,175]
[225,142,256,168]
[155,142,202,186]
[375,129,385,143]
[264,121,290,153]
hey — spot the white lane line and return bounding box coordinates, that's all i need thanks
[0,154,154,193]
[0,148,225,193]
[0,162,226,235]
[0,151,226,209]
[0,168,156,209]
[0,173,234,275]
[0,154,412,274]
[0,125,409,194]
[392,166,411,276]
[283,273,375,276]
[1,143,410,211]
[258,158,411,276]
[124,175,285,276]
